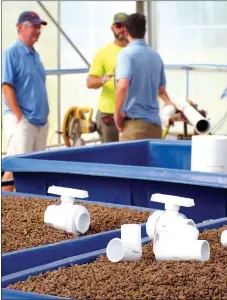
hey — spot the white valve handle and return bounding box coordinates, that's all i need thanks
[151,194,195,208]
[48,185,88,203]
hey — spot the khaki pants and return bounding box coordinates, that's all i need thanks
[120,119,162,141]
[3,114,48,155]
[96,110,119,143]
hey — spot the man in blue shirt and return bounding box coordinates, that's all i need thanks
[114,13,175,141]
[2,11,49,191]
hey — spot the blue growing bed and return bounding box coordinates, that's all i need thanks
[2,217,227,300]
[2,139,227,223]
[2,191,153,277]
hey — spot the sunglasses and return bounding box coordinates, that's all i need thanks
[114,22,125,29]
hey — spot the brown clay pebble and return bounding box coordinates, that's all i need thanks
[7,226,227,299]
[2,196,151,253]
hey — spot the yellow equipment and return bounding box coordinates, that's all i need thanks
[162,125,171,139]
[62,107,97,147]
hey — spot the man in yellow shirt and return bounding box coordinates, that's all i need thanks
[87,13,128,143]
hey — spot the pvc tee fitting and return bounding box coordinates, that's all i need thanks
[44,203,90,235]
[154,233,210,262]
[106,224,142,263]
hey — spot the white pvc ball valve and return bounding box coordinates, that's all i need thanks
[146,194,196,240]
[44,185,90,235]
[146,210,165,239]
[221,230,227,248]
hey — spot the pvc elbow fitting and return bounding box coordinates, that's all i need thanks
[221,230,227,248]
[44,204,90,235]
[106,224,142,262]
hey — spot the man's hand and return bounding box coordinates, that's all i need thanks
[101,74,113,85]
[163,101,177,110]
[15,112,23,124]
[114,112,126,132]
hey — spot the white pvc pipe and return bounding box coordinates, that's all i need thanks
[44,204,90,234]
[154,237,210,262]
[106,224,142,262]
[221,230,227,248]
[175,101,211,135]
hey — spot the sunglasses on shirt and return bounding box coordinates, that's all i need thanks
[114,22,125,29]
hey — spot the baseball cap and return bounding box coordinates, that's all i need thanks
[17,11,47,26]
[112,12,128,25]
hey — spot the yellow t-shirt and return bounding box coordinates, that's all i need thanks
[89,43,124,114]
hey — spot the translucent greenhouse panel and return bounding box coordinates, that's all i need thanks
[46,76,59,147]
[60,1,136,68]
[162,69,191,135]
[154,1,227,64]
[189,70,227,135]
[2,1,59,69]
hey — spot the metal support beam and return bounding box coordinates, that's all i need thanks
[136,0,145,14]
[57,0,61,144]
[146,0,156,49]
[36,0,90,67]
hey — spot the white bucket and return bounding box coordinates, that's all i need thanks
[191,135,227,173]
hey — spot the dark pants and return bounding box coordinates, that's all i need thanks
[120,118,162,141]
[96,110,119,143]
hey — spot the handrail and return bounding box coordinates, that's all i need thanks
[45,64,227,75]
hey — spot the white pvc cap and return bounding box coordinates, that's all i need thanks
[221,230,227,248]
[48,185,88,203]
[151,194,195,211]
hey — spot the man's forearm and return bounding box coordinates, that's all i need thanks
[115,86,127,115]
[87,75,103,89]
[159,90,173,105]
[2,84,22,118]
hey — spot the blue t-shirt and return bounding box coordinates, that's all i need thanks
[2,40,49,127]
[116,40,166,126]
